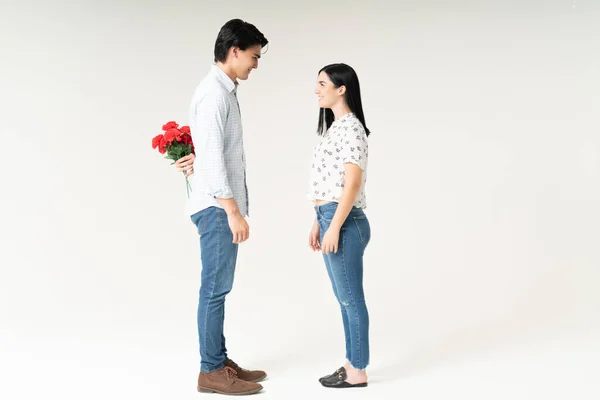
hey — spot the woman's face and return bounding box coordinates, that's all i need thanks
[315,71,344,109]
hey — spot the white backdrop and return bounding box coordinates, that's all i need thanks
[1,1,599,399]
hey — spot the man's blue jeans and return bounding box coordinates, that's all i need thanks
[191,206,238,373]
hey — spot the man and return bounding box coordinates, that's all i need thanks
[174,19,268,396]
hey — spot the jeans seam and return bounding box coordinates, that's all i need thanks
[353,217,368,244]
[201,209,208,234]
[341,229,361,368]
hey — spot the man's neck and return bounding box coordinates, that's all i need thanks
[216,62,238,84]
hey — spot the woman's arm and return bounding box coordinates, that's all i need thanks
[321,163,362,254]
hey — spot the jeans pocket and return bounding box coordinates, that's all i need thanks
[195,209,211,235]
[320,211,334,223]
[319,203,338,223]
[352,215,371,244]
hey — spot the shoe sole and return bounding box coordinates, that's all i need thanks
[322,383,368,389]
[197,386,263,395]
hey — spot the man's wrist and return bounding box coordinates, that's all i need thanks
[226,208,241,217]
[215,197,240,217]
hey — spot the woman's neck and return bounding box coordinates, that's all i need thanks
[331,103,352,121]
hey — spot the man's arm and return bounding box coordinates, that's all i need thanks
[194,93,249,243]
[194,93,233,201]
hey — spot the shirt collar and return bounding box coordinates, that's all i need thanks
[211,64,239,93]
[334,112,354,124]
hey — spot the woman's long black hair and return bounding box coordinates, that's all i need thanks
[317,63,370,137]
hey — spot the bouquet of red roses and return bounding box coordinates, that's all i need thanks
[152,121,195,197]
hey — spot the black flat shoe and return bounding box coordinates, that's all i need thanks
[318,366,345,383]
[320,368,368,388]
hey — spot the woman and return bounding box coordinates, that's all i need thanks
[308,63,371,388]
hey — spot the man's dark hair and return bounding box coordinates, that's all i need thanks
[214,19,268,63]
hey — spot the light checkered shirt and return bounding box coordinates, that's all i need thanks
[186,65,249,217]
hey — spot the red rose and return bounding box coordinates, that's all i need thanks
[179,133,191,145]
[180,126,190,134]
[158,136,167,154]
[162,121,179,131]
[152,134,164,149]
[164,128,180,143]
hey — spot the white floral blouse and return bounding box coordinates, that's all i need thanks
[307,113,368,208]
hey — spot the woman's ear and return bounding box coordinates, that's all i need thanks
[338,85,347,96]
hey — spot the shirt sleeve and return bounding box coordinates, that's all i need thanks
[193,91,233,199]
[341,122,368,170]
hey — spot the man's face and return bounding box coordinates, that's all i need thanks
[232,44,262,80]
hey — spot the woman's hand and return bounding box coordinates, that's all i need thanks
[309,219,321,252]
[321,224,341,254]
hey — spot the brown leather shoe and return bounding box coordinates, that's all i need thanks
[225,358,267,383]
[197,366,263,395]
